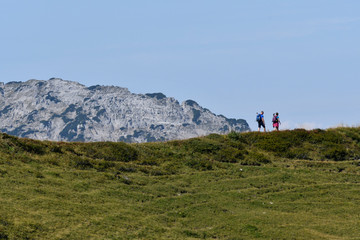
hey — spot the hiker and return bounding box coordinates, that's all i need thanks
[256,111,266,132]
[272,112,281,131]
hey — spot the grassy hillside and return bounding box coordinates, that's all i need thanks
[0,127,360,239]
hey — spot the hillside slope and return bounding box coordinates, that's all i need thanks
[0,127,359,239]
[0,78,249,142]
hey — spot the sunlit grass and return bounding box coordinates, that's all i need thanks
[0,127,359,239]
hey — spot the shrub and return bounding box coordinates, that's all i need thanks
[206,133,224,141]
[72,157,94,169]
[117,165,137,173]
[242,132,263,145]
[255,137,291,153]
[149,169,166,176]
[286,148,311,160]
[15,154,33,163]
[224,133,246,150]
[0,169,7,176]
[185,158,214,171]
[162,162,181,174]
[214,148,244,163]
[183,230,201,238]
[226,140,245,150]
[21,141,46,155]
[292,128,310,137]
[339,128,360,143]
[247,130,311,154]
[241,152,271,166]
[0,232,8,239]
[323,145,348,161]
[183,138,222,154]
[50,145,63,153]
[35,172,45,179]
[95,160,116,171]
[251,131,304,153]
[227,131,247,143]
[114,173,132,184]
[138,159,159,166]
[309,130,343,144]
[81,142,138,162]
[45,157,60,166]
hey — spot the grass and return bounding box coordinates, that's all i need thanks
[0,127,359,239]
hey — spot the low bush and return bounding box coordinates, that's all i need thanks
[183,138,222,154]
[227,131,248,144]
[20,141,47,155]
[80,142,138,162]
[72,156,94,169]
[0,169,7,176]
[138,159,160,166]
[206,133,224,142]
[286,148,311,160]
[114,173,132,184]
[50,145,63,153]
[117,165,137,173]
[95,160,116,171]
[339,127,360,143]
[214,147,244,163]
[323,144,348,161]
[241,151,271,166]
[309,129,343,144]
[249,130,308,154]
[15,154,33,163]
[162,162,182,174]
[185,158,214,171]
[256,140,291,153]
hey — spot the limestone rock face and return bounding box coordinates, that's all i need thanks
[0,78,250,142]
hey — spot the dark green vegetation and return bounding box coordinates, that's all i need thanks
[0,128,360,239]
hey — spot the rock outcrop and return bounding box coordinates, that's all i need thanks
[0,78,250,142]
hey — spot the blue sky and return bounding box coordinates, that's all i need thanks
[1,1,359,131]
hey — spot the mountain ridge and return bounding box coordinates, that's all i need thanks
[0,78,250,142]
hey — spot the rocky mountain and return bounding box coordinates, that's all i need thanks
[0,78,250,143]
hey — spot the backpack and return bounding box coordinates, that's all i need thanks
[272,115,277,123]
[256,114,262,122]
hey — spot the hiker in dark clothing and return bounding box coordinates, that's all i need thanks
[257,111,266,132]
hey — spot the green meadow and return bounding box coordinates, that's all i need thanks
[0,128,360,239]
